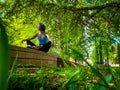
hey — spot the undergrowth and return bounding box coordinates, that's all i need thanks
[8,65,120,90]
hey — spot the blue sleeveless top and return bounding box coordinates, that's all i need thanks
[37,33,48,45]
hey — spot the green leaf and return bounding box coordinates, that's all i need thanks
[8,53,18,81]
[105,74,112,84]
[0,18,10,90]
[39,87,44,90]
[59,70,80,90]
[95,85,106,90]
[95,74,112,90]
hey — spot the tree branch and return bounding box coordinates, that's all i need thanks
[66,2,120,11]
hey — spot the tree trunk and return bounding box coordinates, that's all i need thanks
[99,39,103,64]
[95,39,99,64]
[117,44,120,65]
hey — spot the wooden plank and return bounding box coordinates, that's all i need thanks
[10,58,57,67]
[11,50,57,60]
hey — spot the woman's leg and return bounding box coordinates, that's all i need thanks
[39,41,51,52]
[26,40,36,48]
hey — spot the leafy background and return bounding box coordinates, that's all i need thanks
[0,0,120,90]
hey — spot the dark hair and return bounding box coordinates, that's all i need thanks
[38,23,46,31]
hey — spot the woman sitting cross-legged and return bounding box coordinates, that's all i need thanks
[21,23,54,52]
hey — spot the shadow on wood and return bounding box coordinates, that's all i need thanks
[10,45,64,67]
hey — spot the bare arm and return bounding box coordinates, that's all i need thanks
[46,34,54,47]
[21,33,38,43]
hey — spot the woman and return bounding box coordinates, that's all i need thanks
[21,23,54,52]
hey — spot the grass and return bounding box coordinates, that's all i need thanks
[7,64,120,90]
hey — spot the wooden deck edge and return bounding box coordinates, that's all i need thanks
[10,45,64,67]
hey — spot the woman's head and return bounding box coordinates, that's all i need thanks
[38,23,46,31]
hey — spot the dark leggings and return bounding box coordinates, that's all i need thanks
[27,40,51,52]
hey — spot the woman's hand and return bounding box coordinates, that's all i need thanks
[51,42,54,47]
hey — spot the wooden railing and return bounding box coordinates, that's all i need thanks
[10,45,64,67]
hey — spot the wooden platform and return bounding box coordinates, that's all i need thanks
[10,45,64,67]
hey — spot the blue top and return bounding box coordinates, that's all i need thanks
[38,33,48,45]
